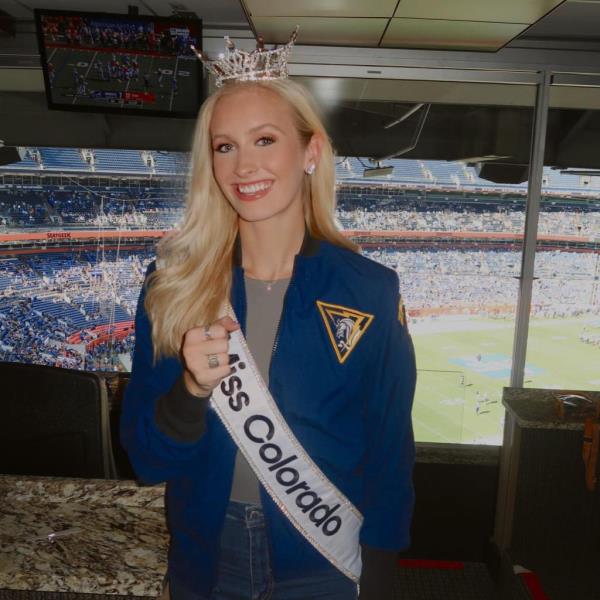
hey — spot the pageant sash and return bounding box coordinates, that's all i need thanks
[209,303,363,582]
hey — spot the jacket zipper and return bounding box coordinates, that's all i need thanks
[269,256,298,372]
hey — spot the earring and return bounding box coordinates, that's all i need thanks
[305,164,316,175]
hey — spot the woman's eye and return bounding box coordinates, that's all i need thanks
[215,143,233,153]
[257,136,275,147]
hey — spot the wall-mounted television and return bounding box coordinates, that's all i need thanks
[34,9,203,119]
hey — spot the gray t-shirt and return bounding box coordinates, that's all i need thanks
[229,275,290,504]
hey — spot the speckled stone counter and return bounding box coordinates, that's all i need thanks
[0,476,167,598]
[503,386,600,430]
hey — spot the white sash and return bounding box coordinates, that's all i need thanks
[209,303,363,582]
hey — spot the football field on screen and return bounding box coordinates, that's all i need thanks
[411,315,600,445]
[46,47,196,112]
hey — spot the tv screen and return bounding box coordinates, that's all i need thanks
[34,9,203,119]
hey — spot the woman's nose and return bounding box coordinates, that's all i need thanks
[234,148,258,177]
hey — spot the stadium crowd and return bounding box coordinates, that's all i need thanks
[0,250,152,370]
[1,170,598,371]
[363,247,599,318]
[0,244,597,371]
[0,187,183,230]
[336,204,600,237]
[2,185,600,238]
[41,14,198,57]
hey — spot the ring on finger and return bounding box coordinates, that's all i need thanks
[207,353,219,369]
[204,325,212,340]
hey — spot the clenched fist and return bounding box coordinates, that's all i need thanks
[181,316,241,397]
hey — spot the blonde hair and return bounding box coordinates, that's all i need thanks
[146,78,358,360]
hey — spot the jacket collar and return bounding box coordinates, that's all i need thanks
[233,225,320,267]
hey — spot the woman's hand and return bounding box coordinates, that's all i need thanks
[181,316,241,397]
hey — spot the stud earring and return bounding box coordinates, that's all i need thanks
[305,164,316,175]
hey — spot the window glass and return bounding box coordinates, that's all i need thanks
[525,107,600,391]
[0,77,538,446]
[336,155,529,444]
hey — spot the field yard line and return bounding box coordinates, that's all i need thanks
[84,52,96,80]
[412,416,455,443]
[169,56,179,112]
[123,64,132,107]
[73,51,96,106]
[415,396,482,441]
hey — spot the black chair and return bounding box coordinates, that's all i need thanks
[0,362,116,478]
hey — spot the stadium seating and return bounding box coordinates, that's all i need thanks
[1,149,596,196]
[0,148,41,170]
[152,151,188,175]
[39,147,89,171]
[93,149,150,173]
[0,190,50,226]
[0,249,152,369]
[0,153,598,372]
[1,241,597,371]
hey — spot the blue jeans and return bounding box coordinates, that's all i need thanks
[169,500,358,600]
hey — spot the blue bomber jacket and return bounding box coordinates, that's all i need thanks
[120,230,417,597]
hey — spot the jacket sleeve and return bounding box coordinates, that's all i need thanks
[359,270,416,550]
[119,262,211,485]
[155,374,211,442]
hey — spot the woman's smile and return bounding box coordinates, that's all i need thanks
[234,179,274,201]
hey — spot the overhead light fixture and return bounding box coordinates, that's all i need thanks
[363,163,393,178]
[460,155,510,164]
[559,169,600,176]
[376,104,431,162]
[383,104,425,130]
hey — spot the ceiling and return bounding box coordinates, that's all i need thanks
[242,0,567,52]
[1,0,600,50]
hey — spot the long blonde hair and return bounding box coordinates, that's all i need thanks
[146,78,358,360]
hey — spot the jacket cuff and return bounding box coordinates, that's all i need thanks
[154,374,211,443]
[358,544,397,600]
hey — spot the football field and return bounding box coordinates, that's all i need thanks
[412,315,600,444]
[45,46,198,113]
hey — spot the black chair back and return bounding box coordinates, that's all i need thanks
[0,362,116,478]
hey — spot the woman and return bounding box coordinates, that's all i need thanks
[121,52,416,600]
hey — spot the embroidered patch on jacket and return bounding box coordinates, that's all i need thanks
[316,300,374,364]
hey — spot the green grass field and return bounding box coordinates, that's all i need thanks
[46,47,198,113]
[412,315,600,444]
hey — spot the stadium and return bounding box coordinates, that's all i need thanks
[3,2,600,598]
[1,150,598,444]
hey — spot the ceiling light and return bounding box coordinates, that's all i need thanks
[363,164,393,178]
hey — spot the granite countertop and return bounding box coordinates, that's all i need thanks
[503,387,600,430]
[0,475,168,597]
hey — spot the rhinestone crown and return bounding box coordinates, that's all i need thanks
[191,27,299,88]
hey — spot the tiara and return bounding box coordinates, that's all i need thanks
[190,26,299,87]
